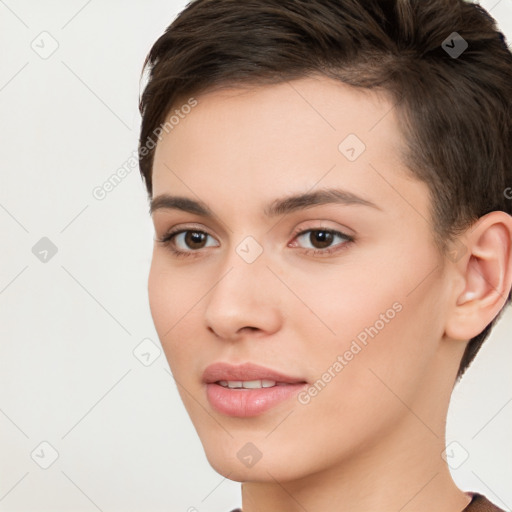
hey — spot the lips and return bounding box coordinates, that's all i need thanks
[202,362,307,385]
[203,362,309,417]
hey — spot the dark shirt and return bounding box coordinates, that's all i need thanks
[463,493,506,511]
[228,492,505,511]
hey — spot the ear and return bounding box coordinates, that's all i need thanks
[444,211,512,341]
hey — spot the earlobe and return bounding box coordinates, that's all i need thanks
[445,211,512,341]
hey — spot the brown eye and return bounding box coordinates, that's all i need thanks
[293,228,353,255]
[184,231,208,249]
[158,229,220,255]
[308,230,334,249]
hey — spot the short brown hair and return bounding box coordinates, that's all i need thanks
[138,0,512,380]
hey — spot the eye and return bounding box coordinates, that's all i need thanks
[174,230,218,250]
[157,226,354,259]
[157,228,219,257]
[290,228,354,255]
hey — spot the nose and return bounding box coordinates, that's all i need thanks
[204,249,283,341]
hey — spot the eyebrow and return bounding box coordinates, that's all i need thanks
[149,188,382,217]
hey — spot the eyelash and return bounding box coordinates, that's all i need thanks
[156,226,355,259]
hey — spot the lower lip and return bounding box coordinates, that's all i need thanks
[206,382,308,417]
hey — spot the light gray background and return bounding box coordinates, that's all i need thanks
[0,1,511,511]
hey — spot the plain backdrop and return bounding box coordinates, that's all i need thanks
[0,1,511,511]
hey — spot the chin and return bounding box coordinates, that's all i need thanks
[201,440,309,483]
[203,449,257,481]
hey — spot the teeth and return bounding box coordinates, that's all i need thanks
[218,380,277,389]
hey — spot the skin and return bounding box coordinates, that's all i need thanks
[148,75,512,512]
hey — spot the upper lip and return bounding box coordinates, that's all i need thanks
[202,362,307,384]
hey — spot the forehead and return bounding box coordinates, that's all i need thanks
[151,75,425,218]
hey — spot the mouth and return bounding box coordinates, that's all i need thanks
[202,361,307,385]
[215,379,302,389]
[202,362,308,417]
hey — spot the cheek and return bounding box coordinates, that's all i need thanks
[287,287,438,454]
[291,242,443,395]
[287,258,405,349]
[148,257,174,334]
[147,254,202,350]
[148,252,222,386]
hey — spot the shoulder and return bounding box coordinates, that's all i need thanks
[463,493,506,512]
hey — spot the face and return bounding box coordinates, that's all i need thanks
[148,76,455,482]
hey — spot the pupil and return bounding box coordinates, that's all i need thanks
[186,231,206,248]
[311,230,333,249]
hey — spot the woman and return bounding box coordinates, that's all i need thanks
[138,0,512,510]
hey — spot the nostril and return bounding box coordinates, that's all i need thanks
[240,326,260,334]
